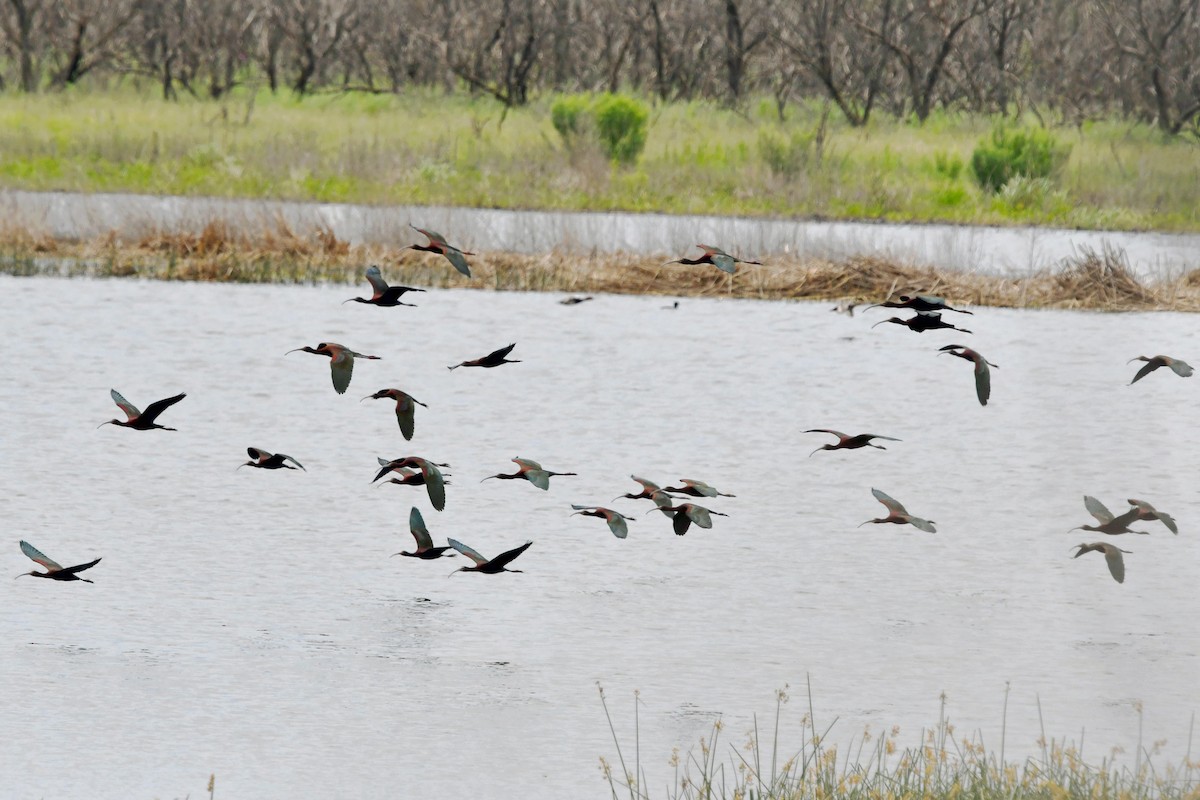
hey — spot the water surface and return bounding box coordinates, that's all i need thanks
[1,276,1197,799]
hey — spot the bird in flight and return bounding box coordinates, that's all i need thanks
[571,505,635,539]
[240,447,305,471]
[409,225,473,277]
[866,294,973,314]
[805,430,900,457]
[939,345,996,406]
[1072,542,1130,583]
[17,541,101,583]
[448,343,521,371]
[483,457,577,491]
[872,311,972,334]
[1127,355,1192,385]
[1072,496,1150,536]
[448,539,533,574]
[393,507,455,560]
[344,265,425,307]
[99,389,186,431]
[363,388,427,441]
[286,342,380,394]
[859,488,936,533]
[1125,498,1178,534]
[666,244,761,274]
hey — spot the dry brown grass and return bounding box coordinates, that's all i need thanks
[2,223,1198,311]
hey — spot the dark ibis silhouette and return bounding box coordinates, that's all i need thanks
[373,457,448,510]
[872,311,971,334]
[99,389,185,431]
[448,343,520,371]
[616,475,663,502]
[939,344,997,406]
[1126,498,1178,534]
[571,505,635,539]
[663,479,735,498]
[286,342,380,394]
[409,224,473,277]
[1072,496,1149,536]
[240,447,305,471]
[560,296,593,305]
[647,491,728,535]
[377,466,454,488]
[1128,355,1193,384]
[392,507,455,559]
[483,457,576,491]
[666,244,761,274]
[831,302,859,316]
[663,301,680,310]
[363,388,427,440]
[859,488,936,533]
[867,295,973,314]
[344,265,426,307]
[17,540,101,583]
[805,429,900,457]
[1072,542,1130,583]
[448,539,533,574]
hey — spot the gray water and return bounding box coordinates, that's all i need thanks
[1,275,1198,800]
[2,188,1198,279]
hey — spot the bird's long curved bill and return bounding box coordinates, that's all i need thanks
[870,320,888,329]
[284,348,305,356]
[856,520,871,528]
[807,447,824,458]
[95,421,113,429]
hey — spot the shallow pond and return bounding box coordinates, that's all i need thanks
[1,275,1197,799]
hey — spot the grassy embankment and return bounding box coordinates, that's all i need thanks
[598,685,1200,800]
[0,86,1197,232]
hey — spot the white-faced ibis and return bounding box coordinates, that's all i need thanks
[448,539,533,574]
[373,457,448,510]
[1128,355,1193,384]
[1072,542,1130,583]
[376,466,454,488]
[99,389,185,431]
[344,265,426,307]
[867,294,973,314]
[1072,496,1149,536]
[859,488,936,533]
[483,457,577,491]
[240,447,305,471]
[663,479,735,498]
[616,475,663,502]
[448,343,520,371]
[286,342,380,395]
[805,429,900,457]
[939,344,997,406]
[363,388,427,441]
[646,491,728,535]
[409,224,473,277]
[666,244,762,274]
[1126,498,1178,534]
[17,540,101,583]
[392,507,455,559]
[571,505,635,539]
[873,311,972,334]
[560,296,593,305]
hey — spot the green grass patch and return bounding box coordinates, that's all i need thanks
[0,87,1196,231]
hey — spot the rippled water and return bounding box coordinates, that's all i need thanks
[1,275,1197,799]
[2,188,1199,278]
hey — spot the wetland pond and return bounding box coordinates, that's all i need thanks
[1,275,1198,799]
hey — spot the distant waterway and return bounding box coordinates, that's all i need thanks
[1,189,1197,279]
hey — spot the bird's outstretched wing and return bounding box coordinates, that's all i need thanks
[412,225,448,246]
[20,540,62,571]
[140,392,186,424]
[631,475,660,493]
[1130,360,1159,384]
[871,488,908,515]
[421,461,446,511]
[525,470,551,491]
[447,538,488,566]
[62,558,102,575]
[443,248,472,277]
[409,507,433,549]
[490,343,518,360]
[973,359,991,405]
[1169,359,1193,377]
[1083,495,1114,524]
[248,447,270,462]
[110,389,141,421]
[805,429,849,439]
[395,395,418,441]
[606,513,629,539]
[281,454,306,471]
[1103,546,1126,583]
[908,516,937,533]
[329,349,354,395]
[487,541,533,571]
[364,265,389,297]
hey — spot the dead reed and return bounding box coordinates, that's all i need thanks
[1,221,1197,312]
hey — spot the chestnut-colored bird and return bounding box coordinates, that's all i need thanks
[872,311,971,334]
[17,540,101,583]
[1072,496,1149,536]
[372,457,448,510]
[344,265,426,307]
[859,488,936,533]
[99,389,185,431]
[866,294,973,314]
[1126,498,1178,534]
[616,475,664,502]
[448,539,533,574]
[571,505,635,539]
[448,343,520,371]
[392,507,455,560]
[939,344,997,406]
[1127,355,1193,384]
[240,447,305,471]
[1072,542,1130,583]
[805,429,900,457]
[377,467,454,488]
[483,457,576,491]
[646,491,728,535]
[663,479,735,498]
[286,342,380,394]
[409,225,473,277]
[363,388,427,441]
[666,244,761,274]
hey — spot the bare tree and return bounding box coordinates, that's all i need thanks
[0,0,46,91]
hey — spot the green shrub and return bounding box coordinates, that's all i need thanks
[550,92,649,165]
[933,150,964,180]
[970,126,1070,193]
[757,129,816,178]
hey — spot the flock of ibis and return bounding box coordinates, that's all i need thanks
[16,236,1192,586]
